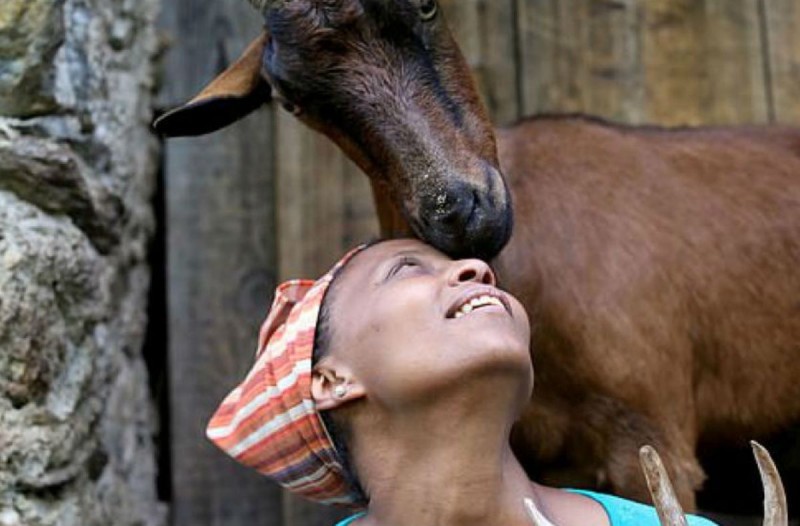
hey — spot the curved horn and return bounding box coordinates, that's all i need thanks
[639,446,689,526]
[751,441,789,526]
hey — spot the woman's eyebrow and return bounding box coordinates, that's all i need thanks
[390,249,425,260]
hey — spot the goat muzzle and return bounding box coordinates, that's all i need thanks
[639,443,788,526]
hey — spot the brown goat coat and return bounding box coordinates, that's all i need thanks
[489,119,800,505]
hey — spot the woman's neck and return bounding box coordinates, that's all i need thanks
[350,404,549,526]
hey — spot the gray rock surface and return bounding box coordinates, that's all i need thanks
[0,0,164,524]
[0,0,64,117]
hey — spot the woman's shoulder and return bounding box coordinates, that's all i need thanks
[569,489,718,526]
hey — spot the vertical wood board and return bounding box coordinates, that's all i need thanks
[275,113,378,282]
[762,0,800,123]
[516,0,647,122]
[160,1,283,524]
[515,0,771,125]
[641,0,768,125]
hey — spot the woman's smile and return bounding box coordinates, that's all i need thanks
[446,286,513,319]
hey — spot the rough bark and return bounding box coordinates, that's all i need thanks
[0,0,164,525]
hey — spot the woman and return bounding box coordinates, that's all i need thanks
[206,239,717,526]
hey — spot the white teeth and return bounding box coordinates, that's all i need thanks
[453,295,504,318]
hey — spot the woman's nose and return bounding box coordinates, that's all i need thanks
[447,259,497,287]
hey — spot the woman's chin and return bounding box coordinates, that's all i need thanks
[455,339,534,398]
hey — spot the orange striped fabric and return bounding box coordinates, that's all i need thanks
[206,245,367,508]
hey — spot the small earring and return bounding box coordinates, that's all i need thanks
[333,384,348,399]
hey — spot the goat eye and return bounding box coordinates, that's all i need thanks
[419,0,437,21]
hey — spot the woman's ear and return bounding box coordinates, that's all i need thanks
[154,32,273,137]
[312,362,366,411]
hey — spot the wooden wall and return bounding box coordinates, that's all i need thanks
[158,1,800,524]
[159,2,283,525]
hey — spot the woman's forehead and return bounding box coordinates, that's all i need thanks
[350,238,443,272]
[329,239,440,293]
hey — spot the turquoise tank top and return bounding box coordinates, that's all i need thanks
[333,489,718,526]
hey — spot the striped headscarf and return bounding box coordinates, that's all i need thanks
[206,245,367,508]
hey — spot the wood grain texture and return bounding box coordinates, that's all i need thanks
[160,1,282,524]
[516,0,771,126]
[641,0,768,125]
[516,0,646,122]
[761,0,800,123]
[275,112,378,281]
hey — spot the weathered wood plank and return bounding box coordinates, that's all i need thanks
[761,0,800,123]
[275,113,378,281]
[516,0,769,126]
[277,113,344,279]
[641,0,768,125]
[343,159,380,249]
[441,0,521,124]
[516,0,646,123]
[160,1,283,524]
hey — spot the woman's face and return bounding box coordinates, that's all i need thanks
[323,239,532,410]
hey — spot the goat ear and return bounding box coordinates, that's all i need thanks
[154,33,272,137]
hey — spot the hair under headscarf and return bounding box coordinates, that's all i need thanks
[206,245,367,508]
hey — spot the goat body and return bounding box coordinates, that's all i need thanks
[494,116,800,506]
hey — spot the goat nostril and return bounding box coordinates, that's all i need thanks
[438,188,477,228]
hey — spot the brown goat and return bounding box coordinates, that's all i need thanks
[155,0,800,510]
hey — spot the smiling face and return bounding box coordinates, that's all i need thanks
[318,239,532,412]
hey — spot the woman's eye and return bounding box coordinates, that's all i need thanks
[388,258,420,279]
[419,0,437,21]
